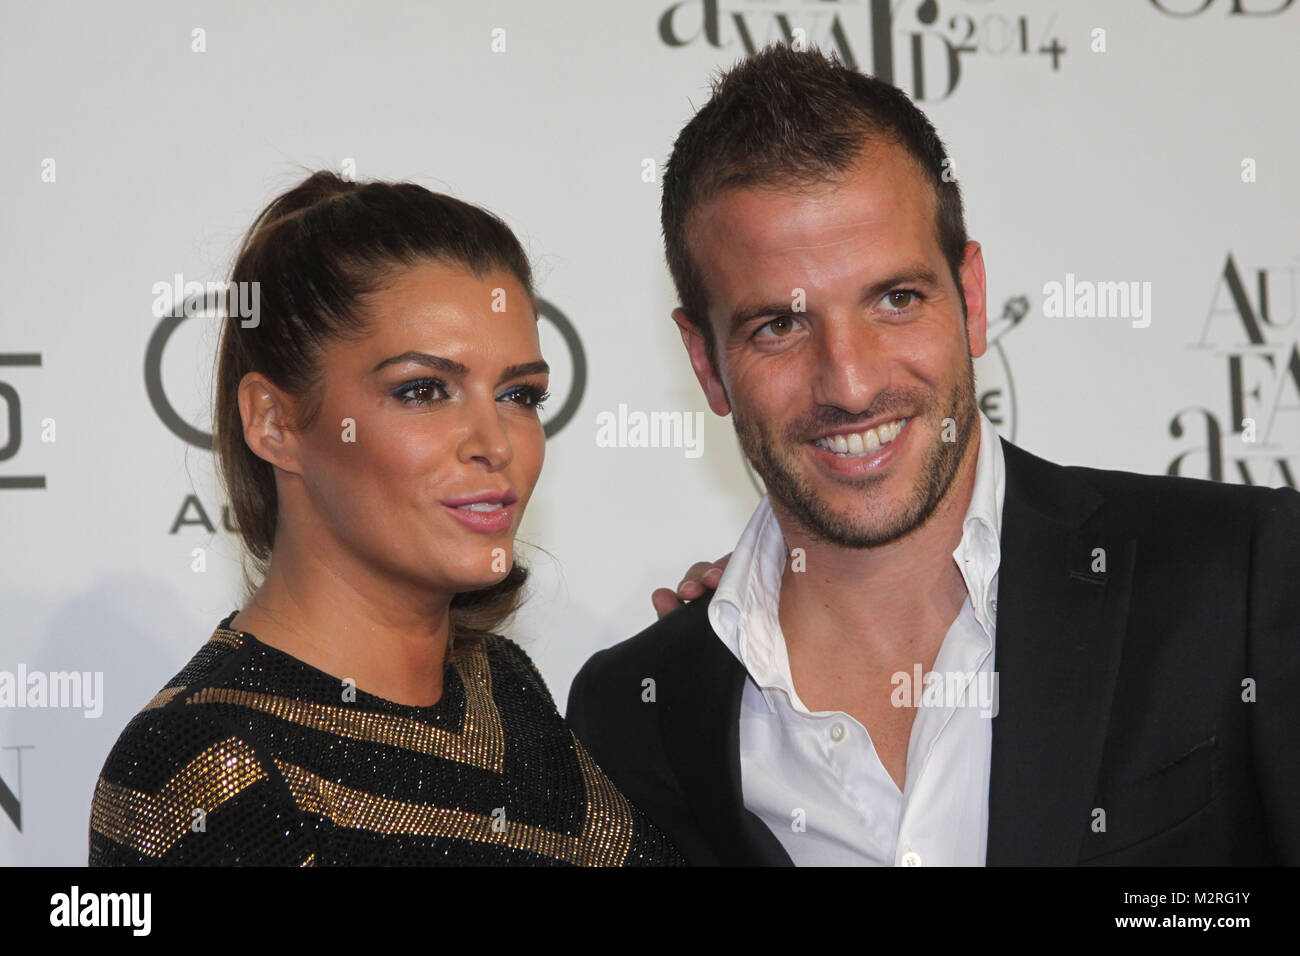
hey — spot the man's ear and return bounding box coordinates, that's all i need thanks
[237,372,304,476]
[671,308,731,417]
[959,240,989,360]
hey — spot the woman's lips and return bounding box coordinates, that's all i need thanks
[440,487,518,534]
[441,502,514,534]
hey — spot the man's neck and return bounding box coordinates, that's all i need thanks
[775,431,981,660]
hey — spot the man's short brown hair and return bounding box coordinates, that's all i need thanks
[661,44,969,365]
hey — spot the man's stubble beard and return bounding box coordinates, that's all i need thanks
[732,352,979,550]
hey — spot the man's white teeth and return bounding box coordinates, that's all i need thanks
[814,418,908,456]
[457,502,503,512]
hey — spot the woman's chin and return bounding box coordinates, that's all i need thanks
[440,558,514,594]
[454,571,511,594]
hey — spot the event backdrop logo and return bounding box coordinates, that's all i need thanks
[1148,0,1293,16]
[0,352,45,491]
[658,0,1069,100]
[658,0,1296,101]
[1,745,32,832]
[1168,253,1299,488]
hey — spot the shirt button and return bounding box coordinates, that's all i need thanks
[901,851,923,867]
[829,722,846,743]
[991,599,998,613]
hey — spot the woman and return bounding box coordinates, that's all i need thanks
[88,171,685,866]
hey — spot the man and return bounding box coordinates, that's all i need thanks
[567,45,1300,866]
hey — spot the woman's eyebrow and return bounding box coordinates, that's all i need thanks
[371,352,549,384]
[371,351,467,375]
[498,361,550,384]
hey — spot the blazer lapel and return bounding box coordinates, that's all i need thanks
[656,601,793,866]
[986,439,1135,865]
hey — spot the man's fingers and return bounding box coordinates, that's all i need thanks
[652,555,732,619]
[651,587,681,620]
[678,561,717,589]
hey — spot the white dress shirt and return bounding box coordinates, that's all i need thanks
[708,410,1006,866]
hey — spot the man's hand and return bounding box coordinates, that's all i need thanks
[651,554,731,619]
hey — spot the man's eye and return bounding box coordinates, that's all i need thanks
[882,289,921,311]
[754,315,798,339]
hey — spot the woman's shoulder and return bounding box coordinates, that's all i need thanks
[89,709,307,865]
[97,626,252,776]
[88,617,309,866]
[146,615,251,702]
[105,614,261,739]
[478,633,552,697]
[463,633,572,728]
[476,636,688,867]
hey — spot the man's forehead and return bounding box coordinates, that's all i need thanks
[692,186,935,292]
[707,150,930,223]
[689,149,936,258]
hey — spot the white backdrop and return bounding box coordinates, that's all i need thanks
[2,0,1297,865]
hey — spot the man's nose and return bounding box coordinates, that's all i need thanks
[810,314,891,412]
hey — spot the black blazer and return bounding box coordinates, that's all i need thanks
[566,438,1300,865]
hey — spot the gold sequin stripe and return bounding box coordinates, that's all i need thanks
[139,629,245,710]
[142,685,187,711]
[89,738,266,857]
[275,734,636,866]
[569,734,636,863]
[209,629,245,651]
[181,646,503,774]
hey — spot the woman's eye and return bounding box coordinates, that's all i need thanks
[395,379,448,405]
[501,385,550,410]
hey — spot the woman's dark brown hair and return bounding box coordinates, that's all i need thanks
[214,169,533,655]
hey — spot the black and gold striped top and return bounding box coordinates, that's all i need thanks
[88,613,683,866]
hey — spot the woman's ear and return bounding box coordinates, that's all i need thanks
[237,372,304,476]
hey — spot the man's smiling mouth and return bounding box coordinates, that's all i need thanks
[812,417,910,457]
